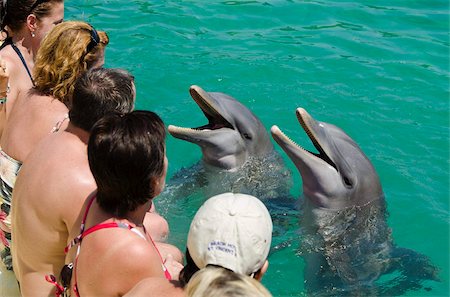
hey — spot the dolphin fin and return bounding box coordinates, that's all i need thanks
[378,247,440,296]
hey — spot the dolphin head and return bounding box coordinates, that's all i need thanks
[168,85,273,170]
[271,108,383,209]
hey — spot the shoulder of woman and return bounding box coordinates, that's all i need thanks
[0,48,24,78]
[102,231,168,292]
[103,228,164,270]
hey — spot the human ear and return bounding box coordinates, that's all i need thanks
[150,177,162,197]
[26,14,38,36]
[254,260,269,281]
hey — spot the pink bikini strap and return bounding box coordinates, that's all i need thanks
[65,195,96,253]
[144,226,172,280]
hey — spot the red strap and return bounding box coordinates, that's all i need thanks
[67,194,172,290]
[164,268,172,281]
[65,195,97,253]
[45,274,65,297]
[82,195,96,225]
[144,226,172,281]
[72,222,132,297]
[81,222,132,239]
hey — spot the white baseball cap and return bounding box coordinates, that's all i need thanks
[187,192,273,275]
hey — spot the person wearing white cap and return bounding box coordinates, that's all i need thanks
[179,192,273,286]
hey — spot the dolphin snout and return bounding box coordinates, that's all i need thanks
[270,125,281,135]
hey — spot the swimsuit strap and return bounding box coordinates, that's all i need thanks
[44,274,65,297]
[0,38,12,51]
[65,195,97,253]
[72,221,134,297]
[79,222,133,241]
[9,40,35,86]
[71,198,133,297]
[67,195,171,297]
[143,225,172,281]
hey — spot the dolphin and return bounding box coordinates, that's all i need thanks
[271,107,383,209]
[271,108,438,296]
[168,85,274,170]
[165,85,291,201]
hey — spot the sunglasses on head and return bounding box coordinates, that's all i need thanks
[86,25,100,53]
[28,0,49,15]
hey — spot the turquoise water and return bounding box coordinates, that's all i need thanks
[67,1,449,296]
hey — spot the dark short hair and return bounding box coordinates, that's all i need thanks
[179,249,200,287]
[88,110,166,217]
[69,68,135,131]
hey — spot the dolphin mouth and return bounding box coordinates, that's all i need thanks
[272,108,337,170]
[168,85,233,136]
[296,108,336,169]
[189,85,233,131]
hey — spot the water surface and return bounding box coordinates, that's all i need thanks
[67,1,449,296]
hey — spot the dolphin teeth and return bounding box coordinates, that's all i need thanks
[276,128,308,153]
[169,126,210,134]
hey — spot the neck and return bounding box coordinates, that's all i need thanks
[11,28,36,60]
[125,202,151,227]
[65,123,90,144]
[90,198,148,227]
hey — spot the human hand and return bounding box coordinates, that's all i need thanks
[163,254,184,281]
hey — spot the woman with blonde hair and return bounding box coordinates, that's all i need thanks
[185,266,273,297]
[0,20,108,270]
[0,0,64,133]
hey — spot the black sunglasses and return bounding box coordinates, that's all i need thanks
[86,25,100,53]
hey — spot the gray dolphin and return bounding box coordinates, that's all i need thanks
[165,85,291,201]
[271,107,383,209]
[168,85,274,170]
[271,108,438,296]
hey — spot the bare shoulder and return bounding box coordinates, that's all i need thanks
[124,277,186,297]
[20,92,67,118]
[0,47,20,74]
[83,229,169,295]
[0,48,33,94]
[26,131,88,168]
[114,232,164,274]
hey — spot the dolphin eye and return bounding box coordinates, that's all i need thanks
[243,133,252,140]
[343,176,353,188]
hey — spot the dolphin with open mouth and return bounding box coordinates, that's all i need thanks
[168,85,274,170]
[271,107,383,209]
[165,85,291,201]
[271,108,439,296]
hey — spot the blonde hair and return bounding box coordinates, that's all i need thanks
[185,266,273,297]
[33,21,109,106]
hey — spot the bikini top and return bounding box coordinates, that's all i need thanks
[45,195,171,297]
[0,37,35,85]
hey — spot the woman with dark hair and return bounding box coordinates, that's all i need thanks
[0,0,64,133]
[67,111,183,296]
